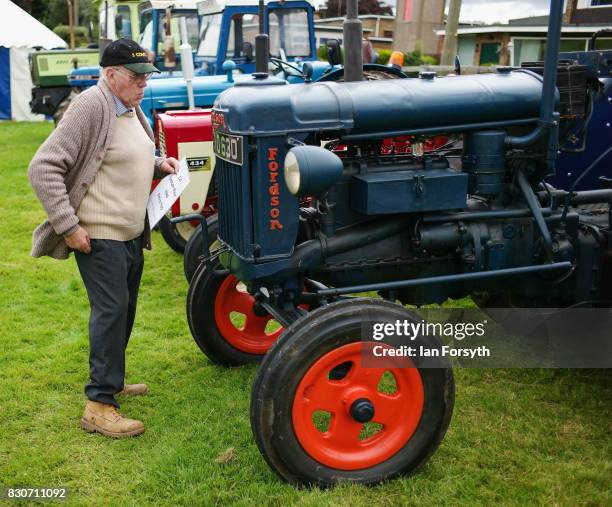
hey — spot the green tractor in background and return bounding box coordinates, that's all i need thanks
[30,48,100,123]
[29,0,140,123]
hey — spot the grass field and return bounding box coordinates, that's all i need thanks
[0,121,610,506]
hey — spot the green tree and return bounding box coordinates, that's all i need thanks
[53,24,91,47]
[12,0,47,21]
[14,0,98,32]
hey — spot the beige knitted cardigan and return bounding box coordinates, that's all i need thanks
[28,79,164,260]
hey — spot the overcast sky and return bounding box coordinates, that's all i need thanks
[376,0,559,24]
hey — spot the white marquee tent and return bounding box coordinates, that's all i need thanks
[0,0,67,121]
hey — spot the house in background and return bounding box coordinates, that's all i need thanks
[314,14,395,52]
[435,0,612,67]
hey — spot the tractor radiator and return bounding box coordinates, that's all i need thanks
[217,158,254,259]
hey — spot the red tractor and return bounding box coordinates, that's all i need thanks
[154,110,219,265]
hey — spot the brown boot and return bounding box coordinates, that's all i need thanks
[119,383,149,396]
[81,400,145,438]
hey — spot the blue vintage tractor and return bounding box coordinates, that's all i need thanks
[184,0,611,487]
[138,0,385,128]
[195,0,316,76]
[174,22,609,269]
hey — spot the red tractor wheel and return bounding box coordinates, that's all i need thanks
[251,298,455,487]
[291,341,425,471]
[186,260,284,366]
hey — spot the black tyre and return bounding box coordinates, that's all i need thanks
[472,290,557,338]
[158,215,196,253]
[183,214,219,281]
[53,91,77,126]
[187,259,284,366]
[251,298,455,487]
[471,290,511,309]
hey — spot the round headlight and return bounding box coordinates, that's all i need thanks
[283,146,343,197]
[284,151,301,195]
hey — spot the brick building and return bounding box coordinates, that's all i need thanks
[393,0,445,55]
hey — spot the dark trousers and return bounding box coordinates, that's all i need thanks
[75,237,144,408]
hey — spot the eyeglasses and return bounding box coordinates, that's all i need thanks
[115,68,152,83]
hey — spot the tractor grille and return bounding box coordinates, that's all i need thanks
[217,158,252,258]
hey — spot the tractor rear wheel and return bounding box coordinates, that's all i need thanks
[251,298,455,487]
[53,91,78,126]
[183,214,219,281]
[186,259,284,366]
[472,290,557,335]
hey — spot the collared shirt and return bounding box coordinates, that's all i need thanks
[112,93,134,117]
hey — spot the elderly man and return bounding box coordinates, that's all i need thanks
[29,39,179,438]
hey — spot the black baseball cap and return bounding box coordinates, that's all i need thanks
[100,38,160,74]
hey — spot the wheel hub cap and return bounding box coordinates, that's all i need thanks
[292,342,425,470]
[349,398,375,423]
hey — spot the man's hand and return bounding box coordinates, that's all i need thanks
[64,226,91,254]
[159,157,180,175]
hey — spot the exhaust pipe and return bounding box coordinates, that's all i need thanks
[254,0,269,77]
[343,0,363,82]
[505,0,564,148]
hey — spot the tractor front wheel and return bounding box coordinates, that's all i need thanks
[250,298,455,487]
[186,260,284,366]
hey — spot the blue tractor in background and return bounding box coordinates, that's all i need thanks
[137,0,365,129]
[67,0,335,129]
[194,0,317,76]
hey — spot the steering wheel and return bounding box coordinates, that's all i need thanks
[269,57,303,78]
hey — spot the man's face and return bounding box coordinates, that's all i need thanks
[108,66,150,107]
